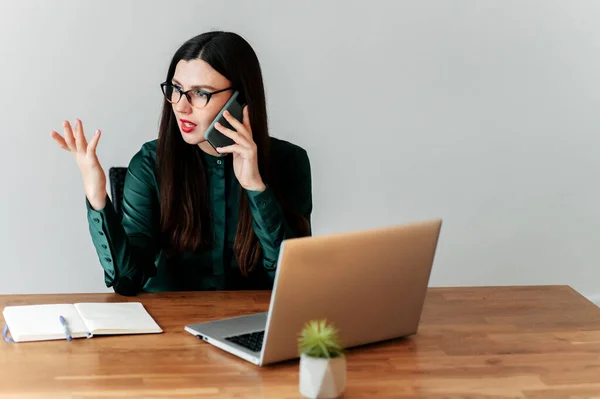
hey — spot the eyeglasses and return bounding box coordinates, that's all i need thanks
[160,82,234,109]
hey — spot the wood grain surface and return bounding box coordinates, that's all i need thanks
[1,285,599,398]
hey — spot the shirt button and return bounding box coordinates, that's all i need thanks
[101,244,107,249]
[93,218,100,223]
[217,159,222,165]
[98,231,104,236]
[104,257,112,263]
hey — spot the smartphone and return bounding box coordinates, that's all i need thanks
[204,90,246,154]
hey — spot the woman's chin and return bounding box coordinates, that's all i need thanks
[180,131,206,145]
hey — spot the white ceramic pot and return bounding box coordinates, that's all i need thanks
[299,353,347,398]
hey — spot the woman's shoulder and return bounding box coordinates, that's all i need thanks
[127,139,158,181]
[139,139,158,157]
[269,137,309,165]
[130,139,158,161]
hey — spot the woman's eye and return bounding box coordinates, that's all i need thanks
[191,91,208,99]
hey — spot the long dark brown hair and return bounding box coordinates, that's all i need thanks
[156,31,309,276]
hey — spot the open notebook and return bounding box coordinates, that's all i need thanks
[2,302,162,343]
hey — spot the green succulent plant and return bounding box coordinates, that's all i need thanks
[298,319,344,359]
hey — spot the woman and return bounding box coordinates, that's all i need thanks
[50,31,312,296]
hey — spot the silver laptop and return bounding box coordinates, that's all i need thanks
[185,218,442,366]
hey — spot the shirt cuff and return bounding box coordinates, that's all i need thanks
[245,186,286,270]
[86,196,117,283]
[245,186,283,235]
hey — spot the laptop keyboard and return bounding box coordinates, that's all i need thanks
[224,330,265,352]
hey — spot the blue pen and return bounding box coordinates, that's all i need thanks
[59,315,72,341]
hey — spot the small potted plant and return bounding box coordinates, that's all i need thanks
[298,319,347,398]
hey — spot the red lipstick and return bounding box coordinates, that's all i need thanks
[180,119,197,133]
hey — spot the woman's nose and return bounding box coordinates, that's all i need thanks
[174,95,192,113]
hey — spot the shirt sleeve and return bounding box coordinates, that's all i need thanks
[246,146,313,277]
[86,145,160,296]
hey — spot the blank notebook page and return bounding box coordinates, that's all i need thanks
[2,304,90,342]
[73,302,162,334]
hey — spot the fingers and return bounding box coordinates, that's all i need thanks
[55,120,100,155]
[216,144,248,156]
[215,121,251,147]
[87,129,102,156]
[63,121,76,151]
[222,110,247,138]
[73,119,88,153]
[242,105,252,136]
[50,131,69,151]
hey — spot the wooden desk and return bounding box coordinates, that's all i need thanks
[1,286,600,398]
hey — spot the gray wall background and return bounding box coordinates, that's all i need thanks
[1,0,599,303]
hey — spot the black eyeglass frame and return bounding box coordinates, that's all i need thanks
[160,82,234,109]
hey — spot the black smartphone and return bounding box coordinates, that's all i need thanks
[204,90,246,154]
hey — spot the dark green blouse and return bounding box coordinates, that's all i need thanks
[85,137,312,296]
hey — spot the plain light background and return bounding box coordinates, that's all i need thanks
[1,0,598,302]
